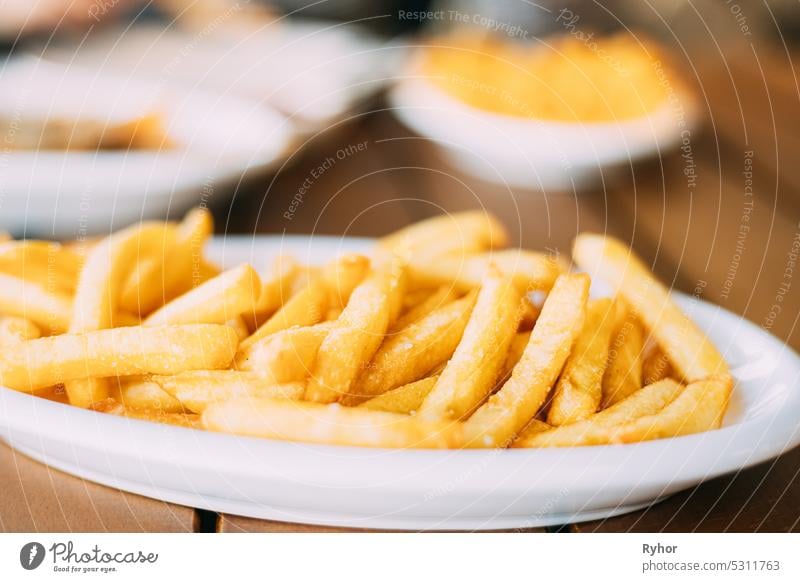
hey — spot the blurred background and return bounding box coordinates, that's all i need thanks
[0,1,799,353]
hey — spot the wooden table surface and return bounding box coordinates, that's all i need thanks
[2,30,799,533]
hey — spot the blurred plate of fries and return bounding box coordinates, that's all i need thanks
[0,211,798,530]
[389,34,698,190]
[0,59,293,237]
[43,20,404,136]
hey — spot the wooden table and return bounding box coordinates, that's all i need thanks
[2,30,799,533]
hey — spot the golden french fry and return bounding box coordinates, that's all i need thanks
[345,291,476,404]
[402,287,438,310]
[288,265,319,292]
[203,397,463,449]
[241,276,329,350]
[501,331,531,380]
[513,378,684,447]
[0,273,73,334]
[0,240,83,293]
[391,286,460,332]
[371,252,408,327]
[92,398,201,429]
[325,306,343,321]
[358,376,439,414]
[515,419,552,440]
[143,264,261,326]
[572,234,727,381]
[547,298,616,426]
[111,311,141,327]
[0,315,41,346]
[420,269,522,420]
[602,303,644,408]
[150,371,304,413]
[67,222,176,406]
[119,208,213,315]
[227,317,250,340]
[408,250,563,293]
[33,384,70,404]
[609,374,733,444]
[305,263,404,403]
[463,273,590,447]
[0,324,238,392]
[235,322,332,383]
[112,377,185,413]
[379,211,509,262]
[98,112,170,149]
[198,258,221,281]
[323,254,371,309]
[642,343,675,385]
[0,263,58,294]
[244,254,297,329]
[518,297,541,331]
[0,231,9,243]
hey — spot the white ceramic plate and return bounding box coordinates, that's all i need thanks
[389,77,696,190]
[43,21,406,135]
[1,236,799,531]
[0,59,294,237]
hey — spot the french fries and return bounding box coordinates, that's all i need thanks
[240,275,329,350]
[304,263,404,403]
[547,298,616,426]
[244,255,297,329]
[573,234,728,381]
[642,344,675,385]
[0,240,83,293]
[67,222,176,406]
[601,303,644,408]
[0,315,41,346]
[235,322,332,383]
[322,253,371,310]
[146,371,305,413]
[144,264,261,326]
[112,377,185,413]
[379,211,508,262]
[462,274,590,447]
[1,208,733,451]
[391,286,460,332]
[344,291,476,404]
[227,316,251,340]
[0,273,73,334]
[420,269,522,420]
[93,398,201,429]
[119,207,213,315]
[0,324,238,392]
[501,331,531,380]
[609,374,733,443]
[203,397,462,449]
[358,376,439,414]
[408,250,563,293]
[515,419,552,439]
[514,379,684,447]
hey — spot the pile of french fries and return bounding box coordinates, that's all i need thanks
[0,209,732,449]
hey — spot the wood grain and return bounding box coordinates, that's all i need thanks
[0,443,195,532]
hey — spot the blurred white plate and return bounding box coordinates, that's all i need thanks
[389,77,696,190]
[1,236,798,531]
[0,59,294,237]
[44,21,405,135]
